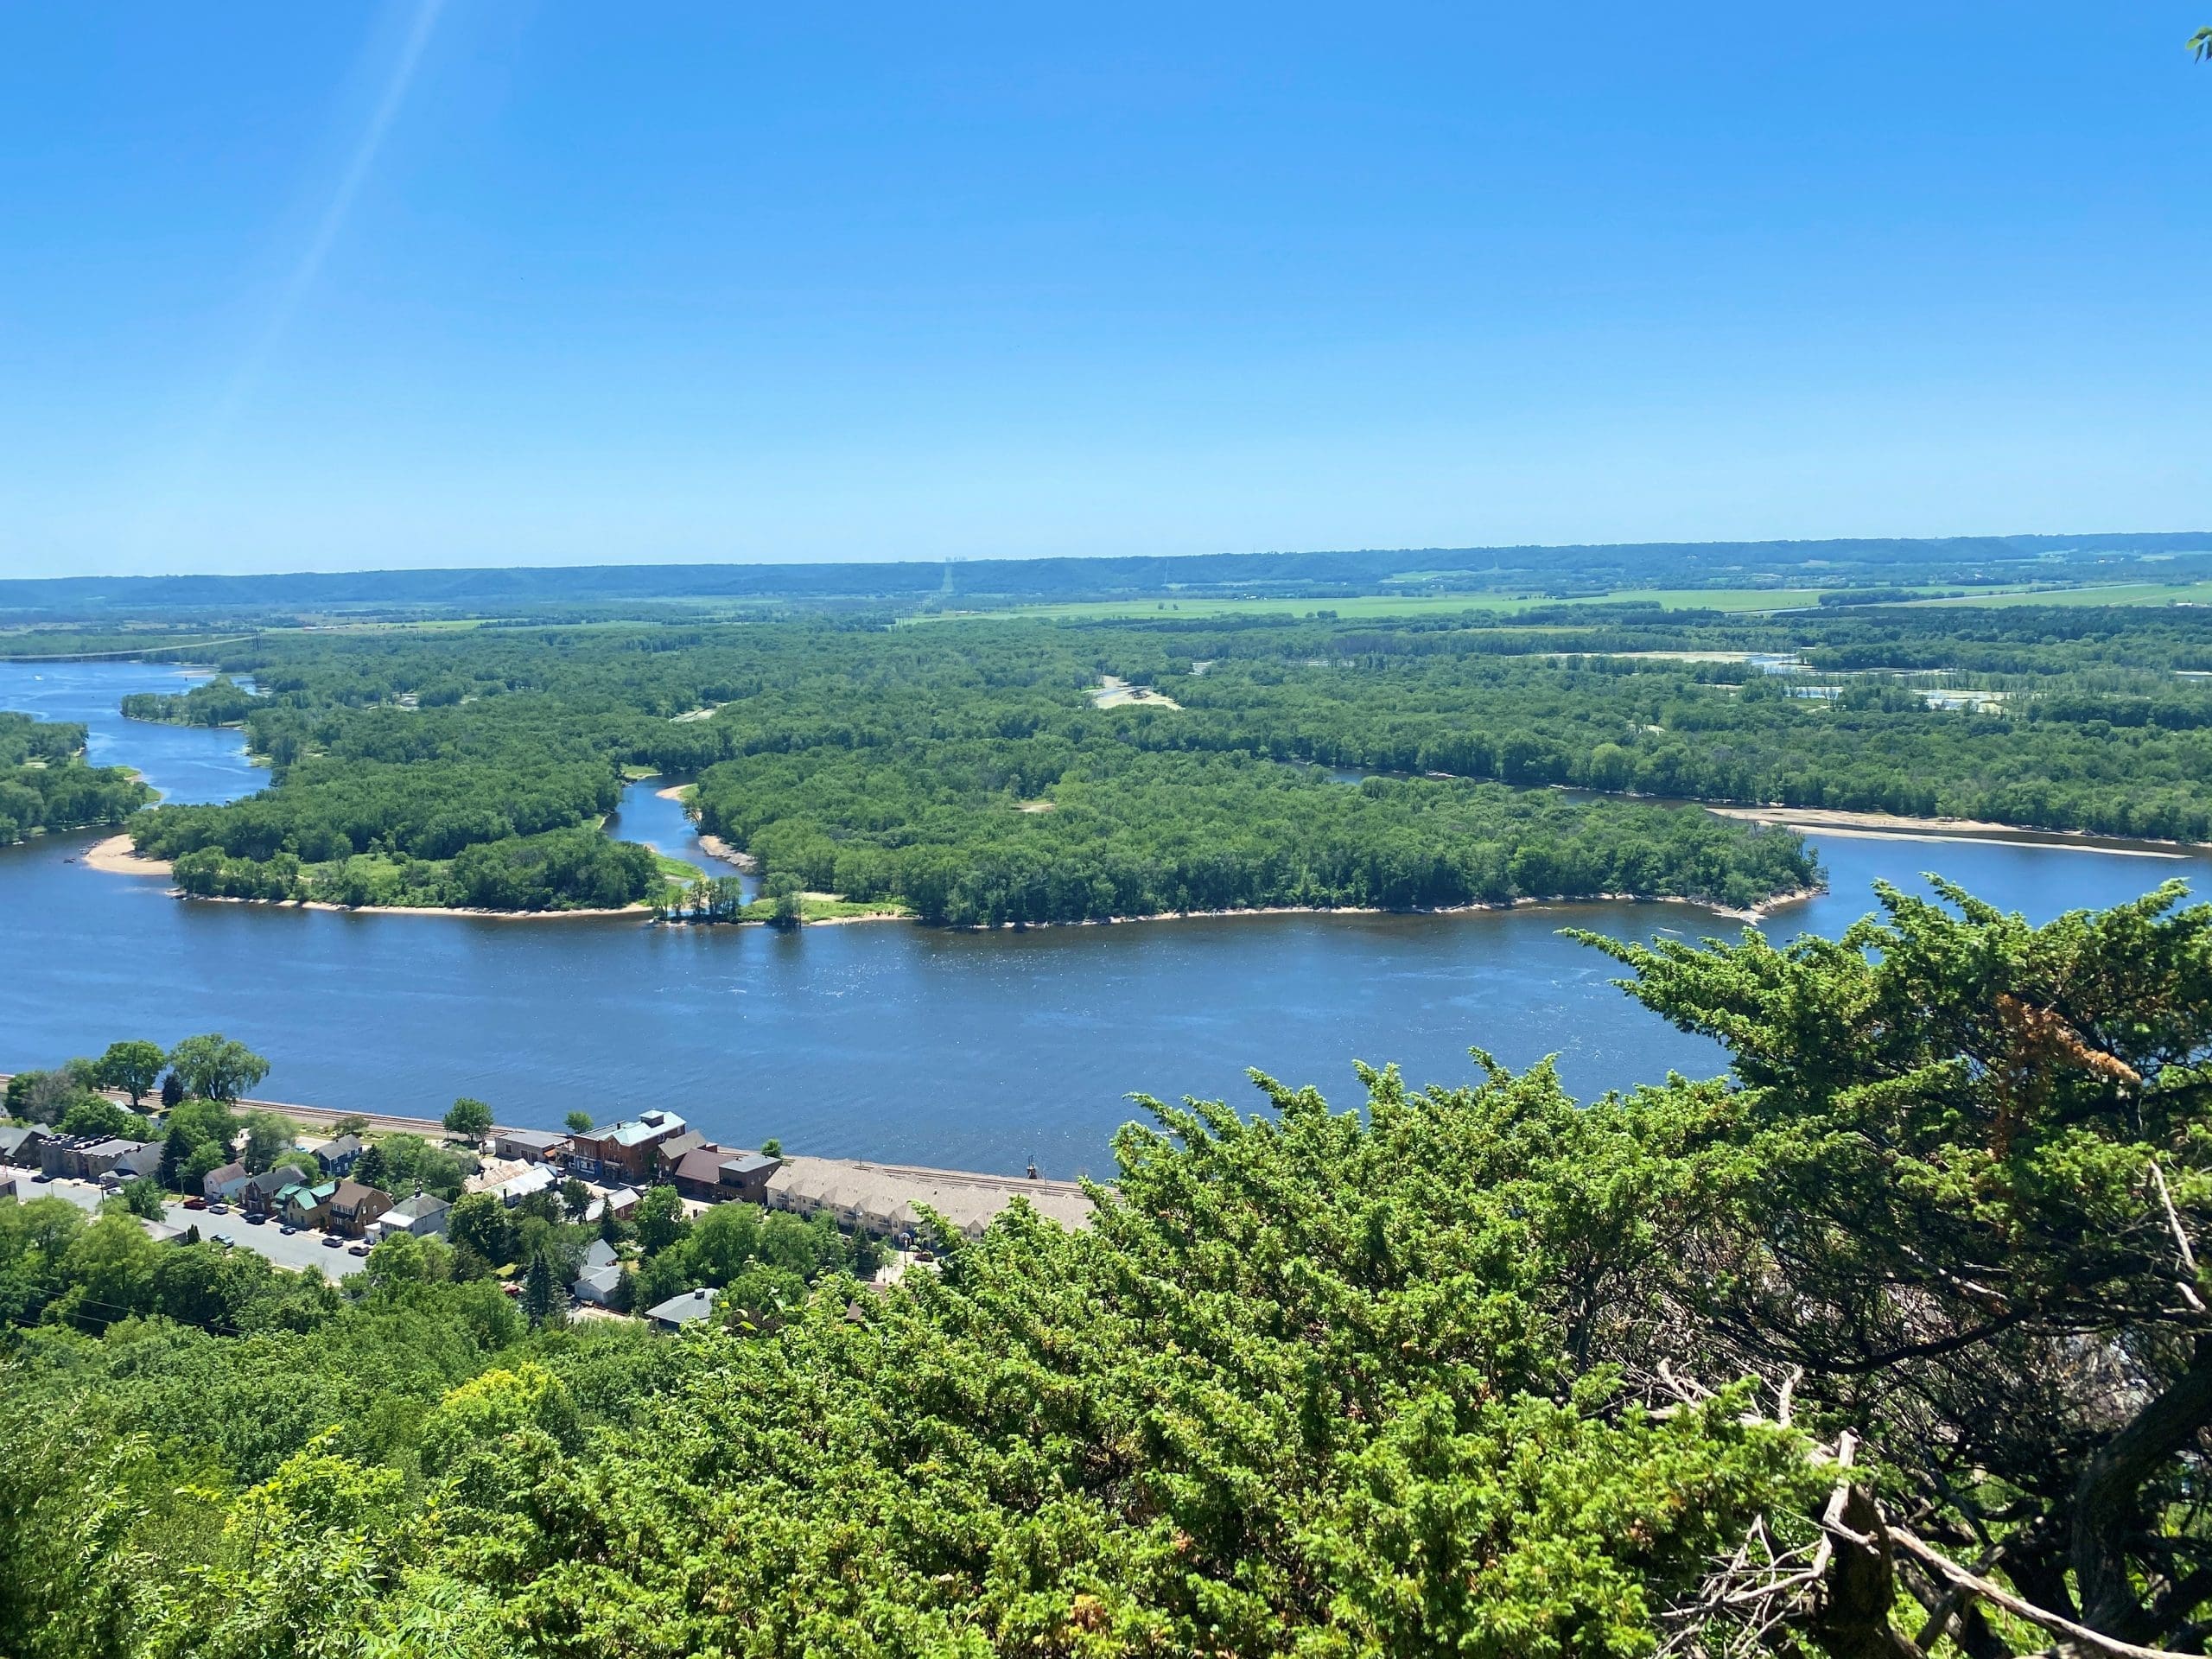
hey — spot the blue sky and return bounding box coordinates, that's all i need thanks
[1,3,2206,578]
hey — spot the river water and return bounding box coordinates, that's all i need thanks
[3,659,2202,1178]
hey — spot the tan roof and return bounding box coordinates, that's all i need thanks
[764,1156,1093,1239]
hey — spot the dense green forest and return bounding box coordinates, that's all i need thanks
[0,710,152,845]
[50,596,2210,916]
[119,674,259,728]
[3,884,2209,1657]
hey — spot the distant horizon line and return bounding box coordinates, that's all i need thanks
[8,525,2211,589]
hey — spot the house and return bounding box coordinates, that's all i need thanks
[0,1170,17,1201]
[327,1179,394,1237]
[716,1152,782,1204]
[239,1164,310,1218]
[645,1286,720,1330]
[493,1128,569,1164]
[564,1110,688,1184]
[0,1124,49,1166]
[280,1181,336,1230]
[764,1156,1094,1243]
[310,1134,364,1178]
[37,1137,90,1179]
[573,1262,624,1306]
[669,1143,737,1202]
[488,1163,559,1208]
[571,1244,625,1307]
[652,1129,710,1179]
[201,1160,249,1201]
[87,1140,162,1183]
[368,1191,451,1242]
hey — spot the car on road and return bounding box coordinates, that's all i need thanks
[183,1197,207,1210]
[30,1173,51,1184]
[321,1234,342,1249]
[245,1213,266,1225]
[207,1202,228,1213]
[279,1224,297,1236]
[346,1242,370,1256]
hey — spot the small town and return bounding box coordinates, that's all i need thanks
[0,1040,1092,1330]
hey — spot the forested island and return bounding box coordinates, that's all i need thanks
[0,710,152,845]
[3,882,2209,1657]
[17,593,2205,917]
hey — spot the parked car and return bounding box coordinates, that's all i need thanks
[346,1242,370,1256]
[207,1202,228,1213]
[245,1213,266,1226]
[321,1234,342,1249]
[279,1224,297,1236]
[183,1197,207,1211]
[500,1281,523,1296]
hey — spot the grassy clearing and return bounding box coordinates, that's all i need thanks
[909,587,1859,625]
[1902,581,2212,609]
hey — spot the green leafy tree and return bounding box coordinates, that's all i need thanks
[563,1110,594,1135]
[443,1097,494,1140]
[93,1040,167,1107]
[239,1111,301,1175]
[156,1124,192,1190]
[165,1033,270,1103]
[560,1177,592,1222]
[632,1184,690,1255]
[351,1142,389,1189]
[57,1096,145,1141]
[117,1178,167,1221]
[445,1192,517,1267]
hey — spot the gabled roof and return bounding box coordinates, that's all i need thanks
[574,1263,622,1297]
[598,1111,687,1149]
[316,1134,364,1161]
[720,1152,780,1178]
[671,1145,732,1185]
[645,1286,720,1325]
[582,1237,619,1271]
[655,1129,709,1164]
[386,1192,450,1222]
[0,1124,48,1153]
[331,1179,389,1210]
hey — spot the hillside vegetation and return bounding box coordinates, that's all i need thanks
[2,884,2209,1656]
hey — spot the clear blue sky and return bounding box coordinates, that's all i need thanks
[1,3,2206,578]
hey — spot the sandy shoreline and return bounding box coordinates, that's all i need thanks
[652,782,758,870]
[686,886,1819,931]
[73,827,1810,927]
[81,834,172,875]
[1709,804,2204,856]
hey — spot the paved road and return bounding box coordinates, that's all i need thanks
[22,1175,367,1280]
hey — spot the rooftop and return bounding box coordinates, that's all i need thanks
[645,1286,721,1325]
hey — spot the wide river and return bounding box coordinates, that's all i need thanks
[3,659,2203,1178]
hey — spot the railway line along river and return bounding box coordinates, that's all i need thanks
[3,658,2204,1178]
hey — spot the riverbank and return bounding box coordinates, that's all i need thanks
[82,834,170,875]
[665,882,1820,931]
[1707,805,2200,857]
[653,781,759,870]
